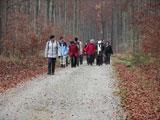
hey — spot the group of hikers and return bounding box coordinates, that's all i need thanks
[45,35,113,75]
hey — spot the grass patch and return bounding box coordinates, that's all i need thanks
[0,56,19,63]
[112,53,149,68]
[131,53,148,64]
[120,88,127,101]
[112,56,133,68]
[113,90,120,96]
[119,60,132,67]
[113,89,127,103]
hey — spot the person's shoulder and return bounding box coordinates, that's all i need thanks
[75,44,78,47]
[64,41,67,45]
[55,40,58,42]
[46,41,50,44]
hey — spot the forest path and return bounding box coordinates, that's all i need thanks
[0,63,125,120]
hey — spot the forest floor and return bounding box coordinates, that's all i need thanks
[112,54,160,120]
[0,62,126,120]
[0,56,50,93]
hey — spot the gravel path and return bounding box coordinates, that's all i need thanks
[0,63,125,120]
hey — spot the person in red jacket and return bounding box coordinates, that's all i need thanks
[69,41,79,68]
[86,39,96,66]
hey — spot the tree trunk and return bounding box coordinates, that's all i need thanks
[46,0,50,22]
[34,0,39,34]
[0,0,2,54]
[4,0,9,35]
[64,0,67,35]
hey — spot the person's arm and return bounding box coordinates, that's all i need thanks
[102,45,105,52]
[77,45,79,53]
[94,45,96,52]
[85,45,89,52]
[64,45,69,56]
[104,47,107,55]
[58,42,61,57]
[82,46,85,52]
[45,41,49,58]
[69,46,72,56]
[110,46,113,54]
[76,45,79,56]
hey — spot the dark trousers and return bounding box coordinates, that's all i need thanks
[103,55,105,63]
[88,55,94,65]
[105,54,111,64]
[87,55,89,65]
[97,56,103,66]
[80,55,83,65]
[76,55,79,66]
[71,55,77,67]
[48,58,56,74]
[93,55,95,64]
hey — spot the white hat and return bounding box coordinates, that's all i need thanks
[90,39,94,42]
[98,41,102,44]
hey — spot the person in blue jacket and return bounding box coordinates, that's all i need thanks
[58,37,68,68]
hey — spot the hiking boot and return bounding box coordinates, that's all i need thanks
[47,73,51,75]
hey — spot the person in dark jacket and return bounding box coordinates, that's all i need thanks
[86,39,96,66]
[105,41,113,65]
[69,41,79,68]
[45,35,58,75]
[101,39,105,63]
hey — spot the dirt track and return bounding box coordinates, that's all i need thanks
[0,63,125,120]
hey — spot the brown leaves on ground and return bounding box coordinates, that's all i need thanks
[113,55,160,120]
[0,57,49,93]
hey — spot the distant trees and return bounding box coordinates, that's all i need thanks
[0,0,159,57]
[0,0,2,53]
[0,0,82,57]
[110,0,160,55]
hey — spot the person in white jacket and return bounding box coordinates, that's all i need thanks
[45,35,58,75]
